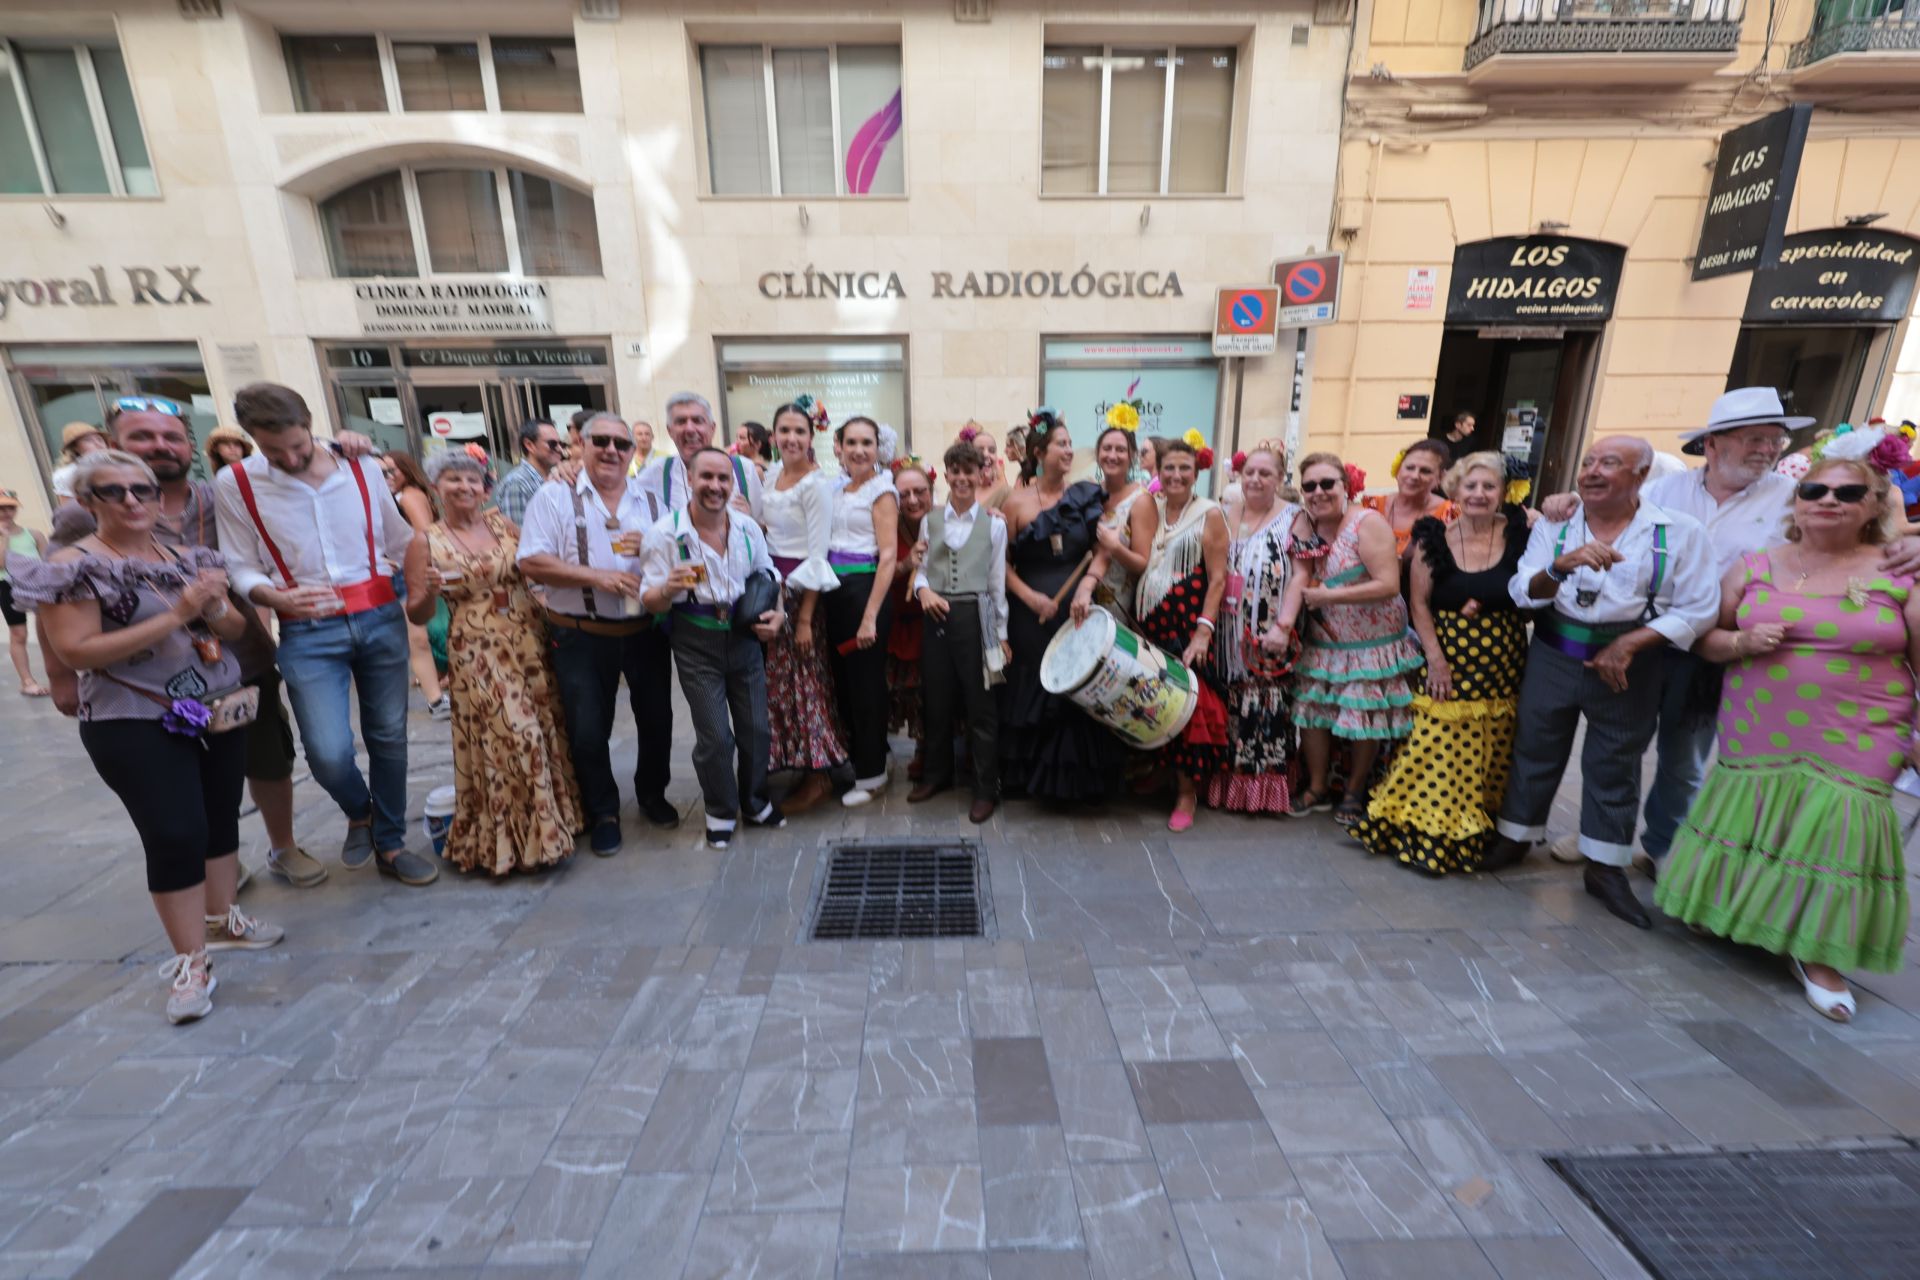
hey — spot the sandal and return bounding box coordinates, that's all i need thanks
[1287,787,1332,818]
[1334,794,1367,828]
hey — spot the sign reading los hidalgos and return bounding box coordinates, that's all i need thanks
[1445,236,1626,325]
[1692,105,1810,282]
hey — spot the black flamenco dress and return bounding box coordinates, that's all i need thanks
[1000,481,1121,801]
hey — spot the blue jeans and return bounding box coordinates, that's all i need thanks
[1640,647,1716,862]
[276,601,411,853]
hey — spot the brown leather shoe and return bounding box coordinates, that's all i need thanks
[907,781,948,804]
[784,771,832,814]
[968,797,997,824]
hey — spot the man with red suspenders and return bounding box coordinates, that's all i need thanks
[213,383,438,886]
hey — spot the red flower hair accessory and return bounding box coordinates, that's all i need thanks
[1196,447,1215,471]
[1343,463,1366,499]
[1230,450,1248,474]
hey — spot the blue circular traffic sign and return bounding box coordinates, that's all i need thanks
[1230,293,1265,330]
[1284,262,1326,304]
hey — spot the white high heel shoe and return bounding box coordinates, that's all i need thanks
[1791,958,1856,1023]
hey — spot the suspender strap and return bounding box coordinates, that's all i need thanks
[229,464,295,590]
[1642,523,1668,622]
[568,484,599,619]
[347,458,377,576]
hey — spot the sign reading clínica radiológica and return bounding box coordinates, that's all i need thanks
[1691,104,1811,282]
[1445,237,1625,325]
[1742,229,1920,324]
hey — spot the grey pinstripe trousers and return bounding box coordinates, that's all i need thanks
[669,620,772,828]
[1495,636,1668,867]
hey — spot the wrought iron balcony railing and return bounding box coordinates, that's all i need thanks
[1790,0,1920,67]
[1466,0,1746,71]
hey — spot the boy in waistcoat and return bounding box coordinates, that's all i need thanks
[908,442,1010,823]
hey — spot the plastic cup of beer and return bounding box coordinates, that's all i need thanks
[686,562,709,586]
[612,530,642,557]
[439,566,464,584]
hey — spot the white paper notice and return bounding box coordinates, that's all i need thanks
[369,397,404,426]
[548,403,584,428]
[427,411,488,440]
[190,394,217,417]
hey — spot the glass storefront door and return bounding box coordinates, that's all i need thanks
[6,342,216,494]
[321,340,613,474]
[1041,336,1223,492]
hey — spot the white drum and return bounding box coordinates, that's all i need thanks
[1040,609,1199,750]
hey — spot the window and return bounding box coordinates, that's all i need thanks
[319,167,602,278]
[284,35,581,114]
[1040,44,1237,195]
[1042,337,1221,493]
[699,44,903,196]
[7,344,216,493]
[717,338,908,471]
[0,38,155,195]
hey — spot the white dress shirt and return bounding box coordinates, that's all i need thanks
[912,500,1010,643]
[636,451,764,523]
[1643,467,1794,577]
[516,470,662,616]
[829,471,897,556]
[1509,498,1719,651]
[639,507,776,610]
[760,466,838,593]
[213,452,415,599]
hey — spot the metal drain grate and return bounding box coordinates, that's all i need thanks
[809,842,985,940]
[1551,1146,1920,1280]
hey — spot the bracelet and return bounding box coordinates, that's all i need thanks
[1545,565,1570,584]
[202,600,230,621]
[1195,616,1215,632]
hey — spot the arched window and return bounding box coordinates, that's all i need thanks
[319,166,601,277]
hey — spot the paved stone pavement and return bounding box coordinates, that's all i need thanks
[3,684,1920,1280]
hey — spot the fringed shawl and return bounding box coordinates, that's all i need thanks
[1137,493,1219,621]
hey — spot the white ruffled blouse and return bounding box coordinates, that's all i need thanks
[761,465,839,593]
[828,470,897,557]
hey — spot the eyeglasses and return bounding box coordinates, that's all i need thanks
[1300,478,1342,494]
[107,395,184,421]
[1796,482,1871,504]
[588,434,634,453]
[90,482,161,504]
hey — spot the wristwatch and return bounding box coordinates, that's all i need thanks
[1545,564,1570,584]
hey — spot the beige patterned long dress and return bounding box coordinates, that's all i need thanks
[427,511,584,874]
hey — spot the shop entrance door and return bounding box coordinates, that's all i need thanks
[1726,325,1884,443]
[1429,328,1602,502]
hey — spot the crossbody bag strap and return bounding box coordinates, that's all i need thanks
[228,464,295,590]
[569,483,599,619]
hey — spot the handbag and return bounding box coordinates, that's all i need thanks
[734,567,781,634]
[106,673,260,736]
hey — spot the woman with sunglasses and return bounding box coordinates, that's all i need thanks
[0,490,50,696]
[380,451,447,719]
[1286,452,1422,825]
[11,450,282,1024]
[1657,447,1920,1023]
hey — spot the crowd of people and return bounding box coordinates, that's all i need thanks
[6,383,1920,1030]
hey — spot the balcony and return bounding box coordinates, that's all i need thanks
[1790,0,1920,85]
[1464,0,1746,87]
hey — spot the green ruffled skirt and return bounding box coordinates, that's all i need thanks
[1655,755,1908,973]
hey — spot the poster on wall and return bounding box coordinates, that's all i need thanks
[1041,338,1221,494]
[716,340,909,473]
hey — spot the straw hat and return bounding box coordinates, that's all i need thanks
[60,422,105,457]
[1678,387,1815,457]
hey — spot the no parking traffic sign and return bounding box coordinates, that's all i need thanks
[1213,285,1281,356]
[1272,252,1343,327]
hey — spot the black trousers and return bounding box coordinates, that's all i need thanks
[81,719,247,893]
[670,620,771,824]
[824,572,895,783]
[922,598,999,798]
[549,625,670,824]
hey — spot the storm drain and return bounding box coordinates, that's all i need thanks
[807,842,987,940]
[1551,1145,1920,1280]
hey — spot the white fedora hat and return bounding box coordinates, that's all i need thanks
[1679,387,1815,456]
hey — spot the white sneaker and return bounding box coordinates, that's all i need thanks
[841,787,876,809]
[428,694,452,722]
[1548,834,1584,864]
[205,904,285,953]
[160,951,216,1025]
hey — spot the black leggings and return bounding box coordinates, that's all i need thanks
[824,572,896,782]
[80,719,246,893]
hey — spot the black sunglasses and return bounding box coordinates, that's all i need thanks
[588,434,634,453]
[1796,481,1870,504]
[91,482,161,504]
[1300,477,1342,493]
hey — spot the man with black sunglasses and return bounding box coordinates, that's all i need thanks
[493,419,563,526]
[1484,434,1718,929]
[518,413,670,852]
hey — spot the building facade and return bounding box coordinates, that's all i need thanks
[1314,0,1920,492]
[0,0,1354,524]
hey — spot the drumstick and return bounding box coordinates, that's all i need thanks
[1050,552,1094,608]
